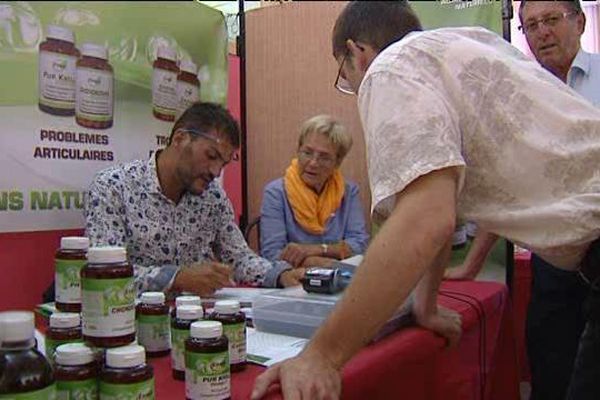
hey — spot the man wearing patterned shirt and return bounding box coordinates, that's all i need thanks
[251,2,600,399]
[84,102,302,296]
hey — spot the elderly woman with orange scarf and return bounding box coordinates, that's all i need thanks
[260,115,369,276]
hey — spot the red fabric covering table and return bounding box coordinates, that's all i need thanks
[151,280,519,400]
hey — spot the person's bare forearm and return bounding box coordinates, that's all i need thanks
[413,238,452,319]
[462,231,498,275]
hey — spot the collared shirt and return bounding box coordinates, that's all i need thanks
[84,153,289,294]
[260,178,369,260]
[358,27,600,270]
[568,48,600,106]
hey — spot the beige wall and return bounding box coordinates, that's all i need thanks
[245,1,371,246]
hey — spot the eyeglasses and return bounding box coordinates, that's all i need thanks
[334,50,355,95]
[178,129,239,163]
[298,149,336,167]
[518,11,578,34]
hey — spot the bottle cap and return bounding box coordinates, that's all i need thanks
[0,311,34,343]
[61,237,90,250]
[81,43,108,60]
[46,25,74,44]
[140,292,165,305]
[105,345,145,368]
[50,312,80,328]
[176,305,203,320]
[175,295,201,307]
[214,300,240,315]
[157,46,177,62]
[179,59,197,75]
[87,246,127,263]
[190,321,222,339]
[55,343,95,366]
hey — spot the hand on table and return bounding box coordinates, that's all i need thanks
[300,256,337,269]
[415,305,462,347]
[251,348,342,400]
[444,264,477,280]
[278,268,307,287]
[280,243,322,268]
[171,261,233,297]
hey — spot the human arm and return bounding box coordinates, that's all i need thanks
[444,230,498,280]
[215,188,293,287]
[252,167,461,399]
[260,181,292,260]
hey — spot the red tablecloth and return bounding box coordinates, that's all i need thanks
[151,280,519,400]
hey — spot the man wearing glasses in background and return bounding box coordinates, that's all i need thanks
[84,102,303,297]
[444,2,600,399]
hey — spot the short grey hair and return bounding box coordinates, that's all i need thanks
[298,115,353,163]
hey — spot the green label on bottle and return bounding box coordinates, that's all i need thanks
[45,337,83,360]
[223,322,246,364]
[185,351,229,400]
[171,327,190,371]
[55,259,86,304]
[99,378,154,400]
[136,314,170,352]
[0,384,56,400]
[56,378,97,400]
[81,277,135,337]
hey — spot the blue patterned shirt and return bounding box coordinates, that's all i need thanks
[84,153,290,294]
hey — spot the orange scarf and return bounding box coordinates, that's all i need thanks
[284,158,345,235]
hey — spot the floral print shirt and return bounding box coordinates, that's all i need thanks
[358,27,600,269]
[84,153,290,294]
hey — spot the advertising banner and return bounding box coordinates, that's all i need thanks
[412,0,502,33]
[0,1,228,232]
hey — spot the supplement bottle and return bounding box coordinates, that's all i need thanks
[54,343,98,400]
[100,345,154,399]
[210,300,246,372]
[152,46,178,121]
[171,295,202,322]
[176,59,200,117]
[38,25,79,116]
[0,311,55,398]
[76,43,114,130]
[55,236,90,312]
[46,312,82,360]
[136,292,170,358]
[185,321,230,400]
[171,304,203,380]
[81,246,135,348]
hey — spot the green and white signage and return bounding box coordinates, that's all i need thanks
[0,1,228,232]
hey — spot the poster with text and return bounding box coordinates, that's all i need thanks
[0,1,228,232]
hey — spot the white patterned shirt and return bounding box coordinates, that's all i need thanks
[84,152,289,294]
[358,27,600,270]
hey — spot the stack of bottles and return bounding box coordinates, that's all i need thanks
[0,235,249,400]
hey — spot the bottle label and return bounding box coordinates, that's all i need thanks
[176,80,199,114]
[76,67,114,122]
[152,69,177,117]
[99,378,154,400]
[56,378,97,400]
[185,350,230,400]
[81,277,135,337]
[55,259,86,304]
[136,314,171,352]
[39,51,77,110]
[0,384,56,399]
[45,337,83,360]
[223,322,246,365]
[171,326,190,372]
